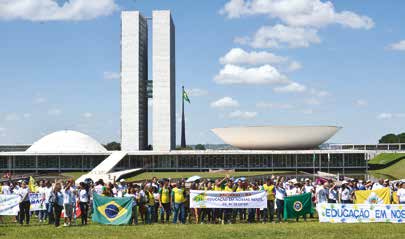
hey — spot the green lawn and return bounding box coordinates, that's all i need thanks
[60,171,296,182]
[368,153,405,165]
[125,171,295,182]
[0,221,404,239]
[369,158,405,180]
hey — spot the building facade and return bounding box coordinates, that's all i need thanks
[152,10,176,151]
[121,11,149,151]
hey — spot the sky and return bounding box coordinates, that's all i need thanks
[0,0,404,145]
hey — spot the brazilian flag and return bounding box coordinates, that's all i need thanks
[92,194,133,225]
[183,89,190,103]
[283,193,313,220]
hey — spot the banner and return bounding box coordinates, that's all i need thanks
[0,195,20,215]
[190,190,267,209]
[284,193,313,220]
[92,193,132,225]
[355,188,390,204]
[317,203,405,223]
[29,193,46,211]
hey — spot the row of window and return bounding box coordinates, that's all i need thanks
[0,153,367,171]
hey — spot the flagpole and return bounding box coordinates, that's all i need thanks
[181,86,186,148]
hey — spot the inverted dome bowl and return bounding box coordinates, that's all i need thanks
[211,126,341,150]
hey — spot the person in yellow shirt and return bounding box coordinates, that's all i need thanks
[234,180,247,222]
[145,185,155,224]
[223,180,234,224]
[171,182,185,224]
[200,181,213,224]
[159,179,171,223]
[262,178,276,223]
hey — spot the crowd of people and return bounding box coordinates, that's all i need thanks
[0,175,404,226]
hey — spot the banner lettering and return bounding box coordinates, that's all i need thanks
[317,203,405,223]
[190,190,267,209]
[0,194,20,215]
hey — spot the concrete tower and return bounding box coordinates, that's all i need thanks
[121,11,148,151]
[152,10,176,151]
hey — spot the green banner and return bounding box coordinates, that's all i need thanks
[92,193,133,225]
[283,193,313,220]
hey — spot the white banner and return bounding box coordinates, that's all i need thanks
[317,203,405,223]
[0,194,20,215]
[29,193,46,211]
[190,190,267,209]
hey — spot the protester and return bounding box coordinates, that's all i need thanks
[397,182,405,204]
[171,182,185,224]
[78,182,89,225]
[17,181,30,225]
[275,177,286,223]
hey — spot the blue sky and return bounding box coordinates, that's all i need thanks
[0,0,404,145]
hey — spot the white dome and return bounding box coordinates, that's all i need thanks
[26,130,108,154]
[212,126,341,150]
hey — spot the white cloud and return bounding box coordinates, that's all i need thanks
[23,113,31,119]
[388,40,405,51]
[82,112,93,119]
[219,48,287,65]
[228,110,257,119]
[5,113,19,121]
[48,108,62,116]
[214,64,289,85]
[377,113,392,120]
[273,82,307,93]
[220,0,374,29]
[355,99,368,107]
[34,96,47,104]
[0,127,5,132]
[242,24,321,48]
[287,61,302,72]
[0,0,118,22]
[310,89,330,97]
[211,97,239,109]
[103,71,120,80]
[187,88,208,97]
[305,98,321,105]
[377,113,405,120]
[256,102,294,109]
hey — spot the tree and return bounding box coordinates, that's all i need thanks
[379,134,399,143]
[195,144,206,150]
[104,141,121,151]
[398,133,405,143]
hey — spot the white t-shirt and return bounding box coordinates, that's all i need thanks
[79,189,89,203]
[1,185,11,195]
[44,187,53,203]
[341,188,351,201]
[372,183,384,190]
[397,188,405,203]
[304,185,314,194]
[63,189,73,205]
[94,185,103,195]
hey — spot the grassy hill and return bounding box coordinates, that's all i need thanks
[370,158,405,180]
[368,153,405,165]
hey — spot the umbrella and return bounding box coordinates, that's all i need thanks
[186,175,201,183]
[234,177,246,183]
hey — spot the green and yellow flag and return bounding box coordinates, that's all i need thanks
[92,193,133,225]
[284,193,313,220]
[183,89,190,103]
[355,188,391,204]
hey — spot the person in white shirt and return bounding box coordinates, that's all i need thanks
[275,178,286,223]
[397,182,405,204]
[18,181,30,225]
[1,182,11,195]
[62,181,74,226]
[37,181,47,222]
[372,179,384,190]
[78,182,89,225]
[44,181,54,224]
[340,181,352,203]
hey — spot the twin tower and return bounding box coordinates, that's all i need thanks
[121,10,175,152]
